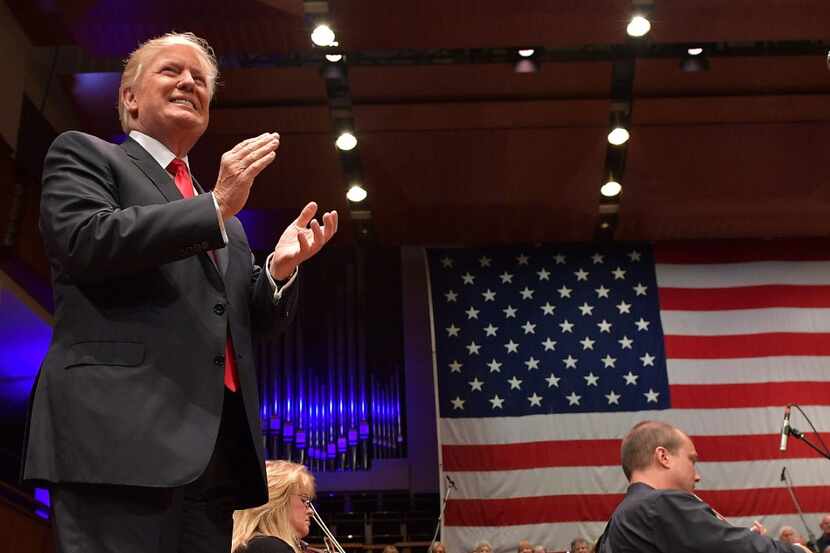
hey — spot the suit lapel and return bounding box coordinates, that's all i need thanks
[121,137,183,202]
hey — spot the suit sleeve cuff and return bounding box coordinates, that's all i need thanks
[264,252,298,302]
[211,192,229,245]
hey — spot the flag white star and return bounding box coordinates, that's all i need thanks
[559,320,575,333]
[553,254,566,264]
[466,341,481,355]
[479,256,492,267]
[644,388,660,403]
[640,353,656,367]
[528,393,543,407]
[628,250,642,262]
[461,272,475,285]
[557,285,573,298]
[503,305,517,318]
[541,337,558,351]
[597,319,612,333]
[516,254,529,265]
[546,373,561,387]
[489,394,505,409]
[448,360,463,373]
[601,354,616,368]
[499,271,514,284]
[445,290,458,302]
[469,377,484,391]
[441,257,454,268]
[584,372,599,386]
[540,302,556,316]
[507,376,523,390]
[566,392,581,406]
[616,301,632,314]
[519,287,535,300]
[505,340,519,353]
[537,268,551,281]
[574,268,589,281]
[578,302,594,316]
[525,356,540,370]
[618,335,634,349]
[487,359,502,372]
[595,285,610,298]
[446,324,460,337]
[635,318,650,331]
[633,282,648,296]
[579,336,595,350]
[612,267,627,280]
[623,371,639,385]
[451,397,465,410]
[605,390,621,405]
[591,253,605,264]
[483,324,498,337]
[522,321,536,334]
[563,355,578,368]
[465,307,480,320]
[481,289,496,302]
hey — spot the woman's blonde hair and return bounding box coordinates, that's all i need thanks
[117,31,219,133]
[232,460,316,553]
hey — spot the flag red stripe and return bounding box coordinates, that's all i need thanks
[664,333,830,358]
[442,433,830,471]
[445,486,830,526]
[659,285,830,310]
[654,240,830,264]
[670,382,830,409]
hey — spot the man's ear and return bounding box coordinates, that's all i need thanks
[654,446,671,469]
[122,86,138,119]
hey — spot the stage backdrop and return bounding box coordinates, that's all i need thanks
[426,240,830,553]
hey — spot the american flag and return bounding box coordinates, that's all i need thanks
[426,241,830,553]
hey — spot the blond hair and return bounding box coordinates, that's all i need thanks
[117,31,219,133]
[232,460,316,553]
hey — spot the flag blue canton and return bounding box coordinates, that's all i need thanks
[428,244,670,418]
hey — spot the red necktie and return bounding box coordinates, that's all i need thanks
[167,159,240,392]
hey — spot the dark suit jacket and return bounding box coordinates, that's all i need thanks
[23,131,297,508]
[597,482,801,553]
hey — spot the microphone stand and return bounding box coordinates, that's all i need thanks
[786,425,830,461]
[781,467,818,553]
[430,475,456,547]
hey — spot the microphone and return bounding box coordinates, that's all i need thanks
[779,405,791,452]
[780,467,786,482]
[446,474,457,489]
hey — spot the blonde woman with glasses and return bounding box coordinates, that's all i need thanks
[232,460,316,553]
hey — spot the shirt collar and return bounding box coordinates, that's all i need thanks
[128,131,190,171]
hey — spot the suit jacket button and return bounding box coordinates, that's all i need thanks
[213,303,225,315]
[214,356,224,366]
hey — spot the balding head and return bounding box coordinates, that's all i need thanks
[621,421,684,480]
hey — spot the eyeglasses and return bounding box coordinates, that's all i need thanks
[293,494,314,508]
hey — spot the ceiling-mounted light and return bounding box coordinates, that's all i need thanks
[311,24,336,47]
[335,132,358,151]
[326,54,343,62]
[518,49,535,58]
[626,15,651,37]
[608,127,630,146]
[687,47,704,56]
[347,184,367,203]
[601,180,622,198]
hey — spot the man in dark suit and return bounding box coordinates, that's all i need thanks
[596,420,809,553]
[22,31,337,553]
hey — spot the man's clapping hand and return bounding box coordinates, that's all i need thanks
[269,202,338,281]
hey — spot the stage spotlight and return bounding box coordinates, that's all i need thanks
[601,180,622,198]
[687,47,703,56]
[626,15,651,37]
[608,127,630,146]
[311,24,336,47]
[336,132,358,151]
[518,49,535,58]
[347,184,367,203]
[326,53,343,62]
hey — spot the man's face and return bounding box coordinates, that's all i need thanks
[665,431,700,492]
[124,43,210,145]
[821,516,830,535]
[518,544,533,553]
[572,543,590,553]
